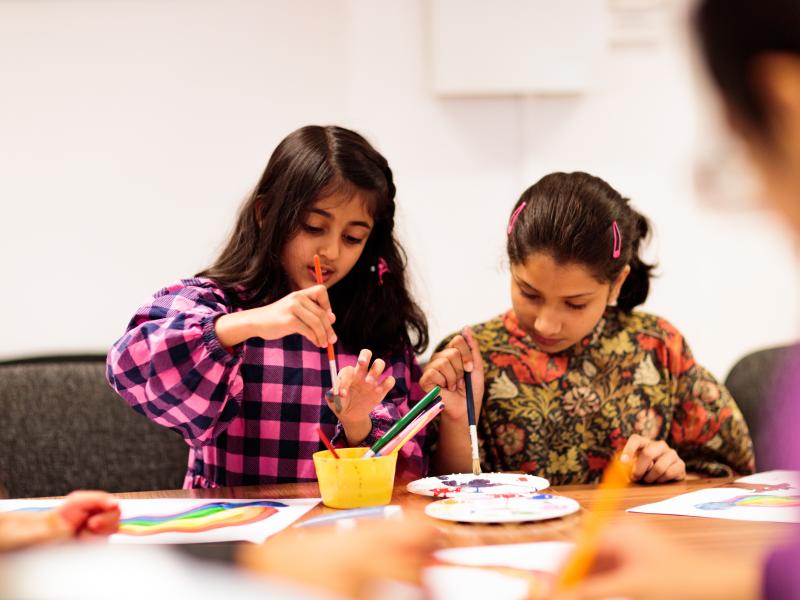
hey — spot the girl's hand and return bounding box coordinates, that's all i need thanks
[552,523,760,600]
[620,434,686,484]
[239,515,438,599]
[52,491,121,538]
[327,349,396,445]
[0,491,120,552]
[216,284,337,349]
[420,327,484,423]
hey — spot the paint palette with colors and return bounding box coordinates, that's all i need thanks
[407,472,549,498]
[425,493,581,524]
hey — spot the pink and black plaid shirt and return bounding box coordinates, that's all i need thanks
[106,278,429,488]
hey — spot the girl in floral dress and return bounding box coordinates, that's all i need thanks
[423,171,754,484]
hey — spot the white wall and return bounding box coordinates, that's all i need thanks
[2,0,798,378]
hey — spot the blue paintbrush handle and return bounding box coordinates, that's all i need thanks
[465,371,476,427]
[294,505,402,528]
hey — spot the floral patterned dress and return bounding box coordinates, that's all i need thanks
[439,308,755,485]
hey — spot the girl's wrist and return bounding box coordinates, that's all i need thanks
[340,415,373,446]
[215,311,255,348]
[46,511,73,541]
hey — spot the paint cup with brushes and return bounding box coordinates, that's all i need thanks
[313,447,398,508]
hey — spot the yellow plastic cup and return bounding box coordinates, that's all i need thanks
[313,447,398,508]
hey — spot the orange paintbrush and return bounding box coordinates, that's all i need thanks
[555,453,632,590]
[313,254,340,411]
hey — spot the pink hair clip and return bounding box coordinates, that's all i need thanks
[507,201,527,235]
[612,221,622,259]
[371,257,390,285]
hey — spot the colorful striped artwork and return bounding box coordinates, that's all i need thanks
[0,497,320,544]
[118,500,287,536]
[695,494,800,511]
[628,471,800,523]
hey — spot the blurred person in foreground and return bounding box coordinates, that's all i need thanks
[0,492,435,599]
[557,1,800,599]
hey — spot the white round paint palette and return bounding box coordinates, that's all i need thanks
[424,493,581,524]
[407,472,550,499]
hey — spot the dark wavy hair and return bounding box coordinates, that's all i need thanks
[506,172,655,312]
[197,125,428,357]
[694,0,800,140]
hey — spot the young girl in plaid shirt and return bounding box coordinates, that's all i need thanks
[107,125,430,488]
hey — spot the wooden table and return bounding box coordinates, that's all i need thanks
[115,476,795,561]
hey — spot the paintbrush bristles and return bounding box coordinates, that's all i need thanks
[472,458,482,476]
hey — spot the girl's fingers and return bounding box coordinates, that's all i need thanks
[620,435,646,464]
[633,457,654,482]
[354,349,372,380]
[420,368,446,392]
[365,358,385,384]
[325,389,348,413]
[85,509,121,535]
[336,366,355,397]
[304,284,333,313]
[431,354,460,391]
[621,438,643,480]
[463,327,483,374]
[656,458,686,483]
[293,318,326,349]
[621,435,649,480]
[643,451,676,484]
[297,296,336,345]
[441,347,468,378]
[376,375,396,399]
[291,301,328,347]
[447,335,474,372]
[634,440,669,482]
[337,366,354,384]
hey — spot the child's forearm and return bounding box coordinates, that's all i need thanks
[0,512,71,553]
[215,311,256,348]
[431,414,474,475]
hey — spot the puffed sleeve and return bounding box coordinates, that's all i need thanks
[661,320,755,476]
[106,279,245,447]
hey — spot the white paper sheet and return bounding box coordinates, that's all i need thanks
[0,498,320,544]
[424,541,575,600]
[424,566,532,600]
[628,470,800,523]
[434,541,574,571]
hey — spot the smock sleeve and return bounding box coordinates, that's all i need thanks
[661,322,755,476]
[106,279,245,447]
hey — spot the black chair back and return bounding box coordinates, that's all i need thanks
[0,355,187,498]
[724,345,792,469]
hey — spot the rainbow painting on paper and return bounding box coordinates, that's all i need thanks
[695,494,800,511]
[118,500,286,536]
[628,470,800,523]
[0,497,319,544]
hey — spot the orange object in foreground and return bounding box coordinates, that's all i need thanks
[556,454,632,589]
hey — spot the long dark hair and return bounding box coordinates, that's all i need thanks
[198,125,428,357]
[506,172,655,312]
[694,0,800,139]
